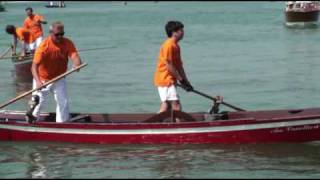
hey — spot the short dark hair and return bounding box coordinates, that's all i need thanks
[165,21,184,37]
[25,7,33,12]
[5,25,15,34]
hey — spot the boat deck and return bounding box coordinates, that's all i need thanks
[1,107,320,124]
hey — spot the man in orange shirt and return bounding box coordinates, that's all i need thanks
[154,21,193,121]
[26,21,82,123]
[5,25,36,57]
[23,7,47,49]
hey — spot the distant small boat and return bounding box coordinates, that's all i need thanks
[0,4,5,12]
[46,1,66,8]
[285,1,320,27]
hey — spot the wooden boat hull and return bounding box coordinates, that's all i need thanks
[11,56,33,84]
[286,10,319,22]
[1,120,320,144]
[1,108,320,144]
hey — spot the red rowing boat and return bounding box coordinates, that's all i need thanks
[1,107,320,144]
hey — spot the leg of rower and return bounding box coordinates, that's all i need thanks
[167,85,182,122]
[31,80,51,121]
[29,42,36,55]
[36,36,43,48]
[157,86,169,113]
[53,78,70,123]
[158,101,169,113]
[171,100,182,122]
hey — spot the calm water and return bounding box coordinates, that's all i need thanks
[1,1,320,178]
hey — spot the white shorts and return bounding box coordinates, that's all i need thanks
[24,42,36,51]
[24,36,43,51]
[35,36,43,48]
[157,85,179,102]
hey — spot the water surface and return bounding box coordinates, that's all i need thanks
[0,1,320,178]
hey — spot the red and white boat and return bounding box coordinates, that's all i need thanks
[1,107,320,144]
[285,1,320,27]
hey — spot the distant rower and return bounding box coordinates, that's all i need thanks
[23,7,47,51]
[5,25,36,57]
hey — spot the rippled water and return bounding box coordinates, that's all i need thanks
[1,1,320,178]
[1,142,320,178]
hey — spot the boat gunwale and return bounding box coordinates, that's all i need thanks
[2,113,320,130]
[2,108,320,129]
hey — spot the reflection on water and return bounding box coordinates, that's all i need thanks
[28,152,47,178]
[0,142,320,178]
[285,22,319,29]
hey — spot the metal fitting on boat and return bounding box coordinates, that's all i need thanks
[28,95,39,107]
[25,95,40,123]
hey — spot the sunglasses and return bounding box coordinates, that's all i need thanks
[54,32,65,37]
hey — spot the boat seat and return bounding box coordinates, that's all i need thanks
[69,114,91,122]
[143,110,197,123]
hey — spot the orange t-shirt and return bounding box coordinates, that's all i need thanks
[154,38,183,87]
[33,36,78,81]
[23,14,44,39]
[15,27,35,44]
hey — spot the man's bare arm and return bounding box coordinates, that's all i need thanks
[70,53,82,69]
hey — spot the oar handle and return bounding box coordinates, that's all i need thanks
[0,63,88,109]
[177,84,246,112]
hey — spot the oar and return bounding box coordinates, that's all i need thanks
[78,46,114,52]
[0,46,12,59]
[177,84,246,111]
[0,54,31,61]
[0,63,88,109]
[0,46,112,61]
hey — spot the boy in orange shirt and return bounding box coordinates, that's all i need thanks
[23,7,47,49]
[5,25,36,57]
[154,21,193,120]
